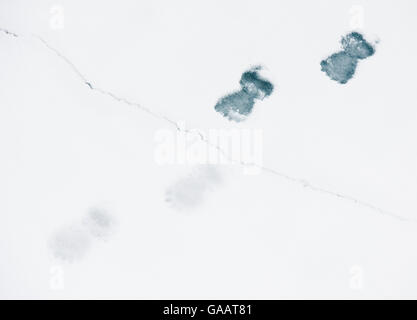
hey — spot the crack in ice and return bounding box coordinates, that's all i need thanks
[1,27,414,222]
[0,28,18,37]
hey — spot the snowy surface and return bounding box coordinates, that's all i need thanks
[1,0,417,299]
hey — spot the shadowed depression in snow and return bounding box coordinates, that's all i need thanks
[165,166,223,211]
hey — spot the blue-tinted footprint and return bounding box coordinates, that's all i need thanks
[214,66,274,122]
[321,32,375,84]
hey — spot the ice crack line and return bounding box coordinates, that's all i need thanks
[1,27,414,222]
[0,27,18,37]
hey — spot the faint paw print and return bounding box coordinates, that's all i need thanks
[48,207,116,263]
[349,5,365,29]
